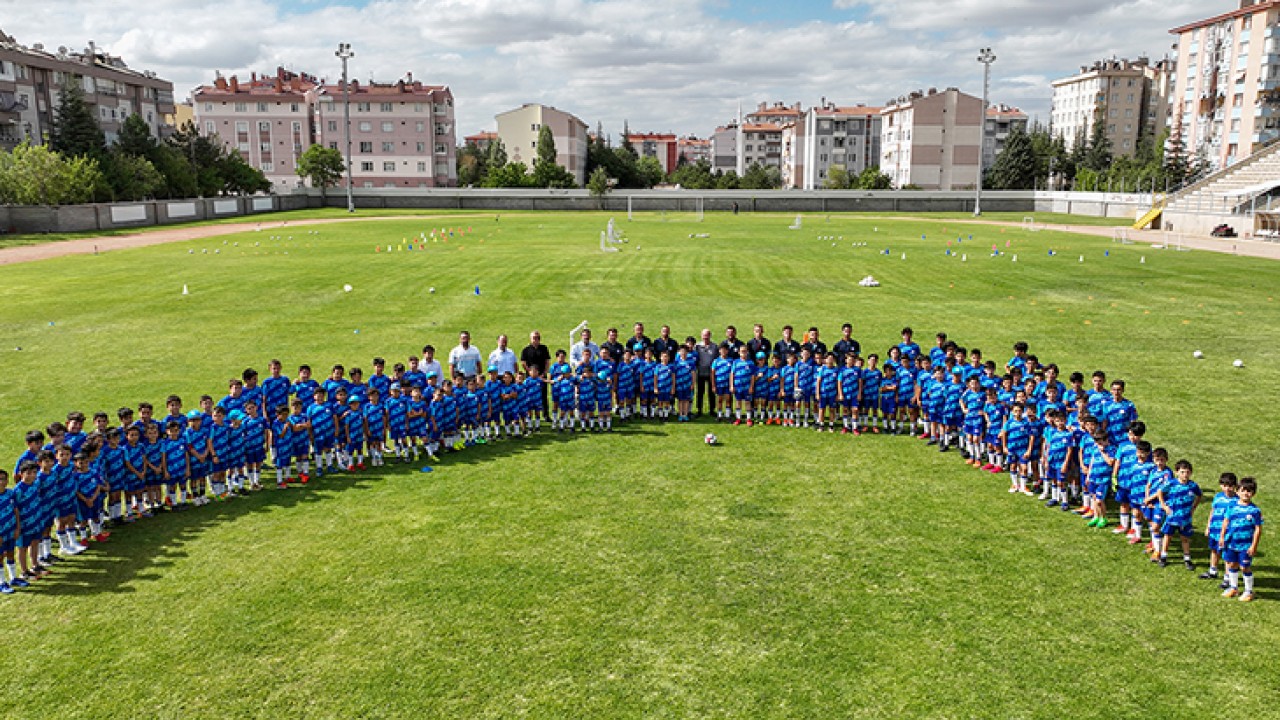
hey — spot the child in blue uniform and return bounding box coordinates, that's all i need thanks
[712,345,734,422]
[308,387,339,476]
[142,424,165,510]
[838,355,861,435]
[1153,459,1201,569]
[731,347,755,426]
[343,397,367,470]
[1219,477,1262,602]
[161,420,189,505]
[13,462,45,582]
[405,387,429,460]
[1109,421,1144,539]
[654,352,675,421]
[780,353,799,426]
[384,385,408,459]
[1001,402,1033,494]
[576,365,597,431]
[674,347,696,422]
[268,406,293,488]
[1201,473,1237,582]
[122,426,149,517]
[551,357,576,432]
[241,401,268,490]
[361,388,387,464]
[960,377,986,467]
[980,387,1006,471]
[72,452,108,544]
[286,400,312,484]
[1102,380,1138,445]
[185,412,213,505]
[0,470,21,592]
[879,366,899,434]
[207,407,232,499]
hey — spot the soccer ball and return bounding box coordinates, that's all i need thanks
[429,287,436,294]
[704,433,718,445]
[1233,359,1244,368]
[343,284,353,293]
[1192,350,1203,359]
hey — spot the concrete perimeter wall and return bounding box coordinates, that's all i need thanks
[1,189,1157,235]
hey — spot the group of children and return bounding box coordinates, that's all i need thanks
[0,330,1264,601]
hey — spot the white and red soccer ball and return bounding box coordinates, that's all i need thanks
[704,433,718,445]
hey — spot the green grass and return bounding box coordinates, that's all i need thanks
[1,211,1277,718]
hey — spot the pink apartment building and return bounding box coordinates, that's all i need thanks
[193,68,316,189]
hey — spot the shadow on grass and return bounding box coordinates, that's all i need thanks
[24,420,668,596]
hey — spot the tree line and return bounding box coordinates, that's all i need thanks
[0,82,270,206]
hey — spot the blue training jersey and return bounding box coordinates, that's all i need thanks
[1162,480,1202,521]
[1222,502,1263,549]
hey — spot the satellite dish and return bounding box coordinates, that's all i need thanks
[57,46,68,55]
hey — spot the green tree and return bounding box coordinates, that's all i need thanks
[854,166,892,190]
[168,120,227,196]
[456,141,487,186]
[635,155,665,188]
[985,125,1037,190]
[102,148,164,200]
[715,169,740,189]
[740,162,776,189]
[485,137,508,170]
[531,125,577,188]
[824,166,852,189]
[587,166,611,208]
[218,151,272,195]
[668,159,715,189]
[48,82,107,160]
[149,144,198,199]
[485,161,534,188]
[1083,116,1113,173]
[0,141,102,205]
[296,144,345,198]
[117,113,158,158]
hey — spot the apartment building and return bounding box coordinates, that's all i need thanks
[495,103,588,185]
[1050,57,1171,157]
[796,102,883,189]
[984,104,1030,168]
[626,132,679,174]
[0,28,174,150]
[311,76,456,188]
[464,130,497,151]
[193,69,316,189]
[710,122,739,174]
[880,87,984,190]
[1169,0,1280,170]
[677,136,711,165]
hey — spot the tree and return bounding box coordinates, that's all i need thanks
[635,155,665,188]
[1083,116,1113,173]
[456,141,486,186]
[531,125,577,188]
[854,166,892,190]
[668,159,715,189]
[485,161,534,188]
[484,137,508,171]
[48,82,107,161]
[0,141,102,205]
[102,149,164,200]
[985,125,1037,190]
[587,166,611,208]
[740,162,779,189]
[169,120,228,197]
[715,169,740,189]
[823,166,852,189]
[117,113,158,158]
[149,144,198,199]
[296,145,345,198]
[219,151,272,195]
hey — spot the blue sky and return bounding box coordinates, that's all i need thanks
[2,0,1214,141]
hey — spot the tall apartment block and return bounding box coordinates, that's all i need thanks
[1169,0,1280,170]
[0,28,174,150]
[1050,57,1171,157]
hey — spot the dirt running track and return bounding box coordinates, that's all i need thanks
[2,214,1279,265]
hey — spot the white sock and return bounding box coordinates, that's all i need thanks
[1244,572,1255,594]
[1227,569,1239,589]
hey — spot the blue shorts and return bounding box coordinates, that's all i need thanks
[1087,481,1108,501]
[21,530,41,548]
[1147,506,1166,526]
[944,413,962,427]
[245,447,266,465]
[1223,547,1254,568]
[963,417,984,436]
[1207,535,1221,554]
[0,534,13,554]
[655,390,672,403]
[388,426,406,440]
[191,462,211,479]
[734,390,752,403]
[1114,487,1132,505]
[879,397,898,415]
[76,500,96,522]
[596,399,612,413]
[819,397,837,409]
[715,383,731,397]
[271,450,290,468]
[345,440,364,453]
[577,400,595,414]
[859,399,875,411]
[675,387,693,402]
[1160,519,1193,537]
[313,436,335,453]
[1042,465,1064,483]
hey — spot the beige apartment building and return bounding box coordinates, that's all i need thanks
[1170,0,1280,170]
[495,103,588,185]
[880,88,984,190]
[1050,57,1171,157]
[0,28,174,150]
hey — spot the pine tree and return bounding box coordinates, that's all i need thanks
[985,125,1036,189]
[49,82,107,160]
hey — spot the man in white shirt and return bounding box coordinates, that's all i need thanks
[420,344,443,382]
[569,328,601,368]
[488,334,518,376]
[449,331,483,379]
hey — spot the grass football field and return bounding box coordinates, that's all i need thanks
[1,211,1277,719]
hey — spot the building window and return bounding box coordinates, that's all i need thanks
[328,120,337,131]
[435,143,446,154]
[359,141,372,153]
[258,121,270,131]
[531,123,540,131]
[381,122,394,132]
[382,141,394,152]
[204,103,213,112]
[383,161,396,171]
[380,103,393,112]
[356,102,370,112]
[360,161,373,171]
[291,103,300,113]
[414,103,424,112]
[257,103,268,112]
[435,161,449,175]
[416,141,426,152]
[415,121,425,132]
[204,121,215,134]
[234,102,246,112]
[358,121,372,132]
[261,162,272,171]
[417,161,427,172]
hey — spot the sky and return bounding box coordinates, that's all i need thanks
[1,0,1215,141]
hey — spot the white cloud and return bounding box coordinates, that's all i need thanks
[0,0,1222,142]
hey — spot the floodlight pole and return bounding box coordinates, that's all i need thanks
[975,47,996,217]
[336,42,356,213]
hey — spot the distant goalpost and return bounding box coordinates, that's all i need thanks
[1111,227,1131,244]
[1021,216,1039,232]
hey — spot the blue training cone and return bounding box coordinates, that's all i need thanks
[474,285,481,295]
[420,466,434,473]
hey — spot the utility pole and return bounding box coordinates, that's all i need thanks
[335,42,355,213]
[975,47,996,217]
